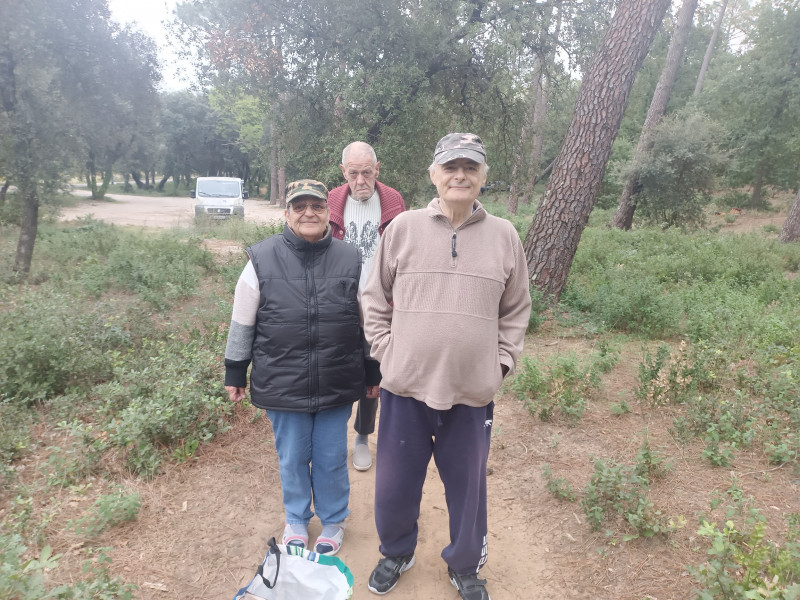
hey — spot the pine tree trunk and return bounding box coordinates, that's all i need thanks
[751,167,764,208]
[524,0,672,299]
[694,0,729,96]
[612,0,699,230]
[14,181,38,275]
[779,187,800,243]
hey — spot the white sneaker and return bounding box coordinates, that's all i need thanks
[353,440,373,471]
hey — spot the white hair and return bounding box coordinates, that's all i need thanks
[342,142,377,165]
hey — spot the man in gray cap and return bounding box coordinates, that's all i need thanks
[361,134,531,600]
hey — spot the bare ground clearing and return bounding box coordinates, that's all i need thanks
[60,190,285,228]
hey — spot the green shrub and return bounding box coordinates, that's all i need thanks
[43,421,106,487]
[632,110,727,229]
[102,337,232,478]
[0,290,132,403]
[689,512,800,599]
[68,489,141,537]
[0,535,133,600]
[715,189,750,209]
[0,535,63,600]
[527,286,549,332]
[580,458,677,539]
[541,464,576,502]
[636,341,704,405]
[36,222,216,308]
[0,402,32,470]
[513,350,611,425]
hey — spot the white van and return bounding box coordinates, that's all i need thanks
[191,177,248,218]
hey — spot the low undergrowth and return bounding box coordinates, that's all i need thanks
[1,208,799,598]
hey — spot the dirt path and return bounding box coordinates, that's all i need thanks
[60,190,285,228]
[109,402,575,600]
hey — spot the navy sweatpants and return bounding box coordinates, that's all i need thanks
[374,390,492,574]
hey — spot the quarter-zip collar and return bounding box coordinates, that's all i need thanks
[427,198,486,229]
[428,198,486,267]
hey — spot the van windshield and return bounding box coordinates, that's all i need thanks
[197,180,240,198]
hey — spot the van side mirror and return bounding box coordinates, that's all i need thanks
[190,190,196,199]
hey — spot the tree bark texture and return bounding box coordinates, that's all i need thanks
[612,0,699,230]
[779,187,800,243]
[524,0,672,299]
[14,183,38,274]
[694,0,728,96]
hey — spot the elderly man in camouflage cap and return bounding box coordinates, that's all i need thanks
[224,179,381,557]
[362,135,531,600]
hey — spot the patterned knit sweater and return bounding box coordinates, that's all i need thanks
[361,199,531,410]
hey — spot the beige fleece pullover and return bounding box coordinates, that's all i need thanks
[362,199,531,410]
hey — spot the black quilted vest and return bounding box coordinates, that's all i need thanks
[247,225,365,412]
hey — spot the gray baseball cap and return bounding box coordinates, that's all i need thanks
[433,133,486,165]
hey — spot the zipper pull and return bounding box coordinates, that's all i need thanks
[451,231,457,258]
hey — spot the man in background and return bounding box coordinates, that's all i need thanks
[327,141,406,471]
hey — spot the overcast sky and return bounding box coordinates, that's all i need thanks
[107,0,191,91]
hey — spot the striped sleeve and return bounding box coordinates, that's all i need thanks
[224,260,259,387]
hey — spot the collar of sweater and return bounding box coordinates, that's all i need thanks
[282,222,333,251]
[348,189,379,204]
[428,198,486,228]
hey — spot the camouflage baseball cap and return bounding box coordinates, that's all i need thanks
[433,133,486,165]
[285,179,328,204]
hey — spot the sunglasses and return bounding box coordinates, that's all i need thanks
[290,201,328,214]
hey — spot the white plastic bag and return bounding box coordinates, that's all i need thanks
[233,538,353,600]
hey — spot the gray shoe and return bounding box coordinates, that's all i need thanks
[353,440,372,471]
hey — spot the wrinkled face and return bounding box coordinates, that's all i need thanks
[285,196,330,242]
[430,158,486,206]
[341,153,380,201]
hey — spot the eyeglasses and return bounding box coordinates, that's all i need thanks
[290,201,328,214]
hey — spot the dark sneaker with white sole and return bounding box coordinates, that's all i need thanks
[368,554,415,594]
[448,567,491,600]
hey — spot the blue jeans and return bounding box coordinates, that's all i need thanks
[267,403,353,526]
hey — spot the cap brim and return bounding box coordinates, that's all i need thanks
[434,149,486,165]
[287,193,328,203]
